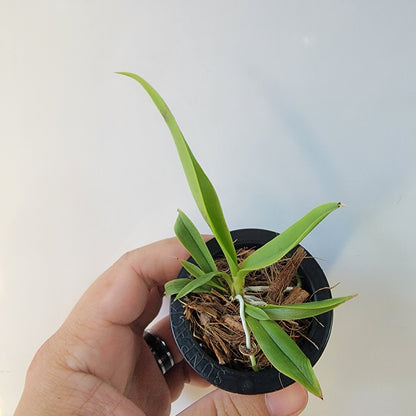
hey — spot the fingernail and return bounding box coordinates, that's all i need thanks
[265,383,308,416]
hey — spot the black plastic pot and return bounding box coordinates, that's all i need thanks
[170,228,333,395]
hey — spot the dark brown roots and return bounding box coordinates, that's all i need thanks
[183,247,314,370]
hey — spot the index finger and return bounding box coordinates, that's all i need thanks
[70,237,189,327]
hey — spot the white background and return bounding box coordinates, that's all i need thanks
[1,1,415,415]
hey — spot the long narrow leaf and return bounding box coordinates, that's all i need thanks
[246,316,322,398]
[174,210,217,273]
[179,259,205,278]
[245,303,271,320]
[175,271,218,300]
[239,202,341,274]
[165,278,213,296]
[260,295,357,320]
[180,259,227,292]
[118,72,238,275]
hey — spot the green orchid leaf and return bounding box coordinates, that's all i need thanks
[118,72,238,275]
[209,277,228,292]
[165,276,226,296]
[180,259,227,292]
[175,271,218,300]
[246,316,322,398]
[239,202,341,274]
[260,295,357,320]
[174,210,217,273]
[165,278,193,296]
[245,303,271,320]
[179,259,205,278]
[165,278,213,296]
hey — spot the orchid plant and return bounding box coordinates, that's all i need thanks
[119,72,355,398]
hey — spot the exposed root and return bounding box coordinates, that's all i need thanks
[183,246,314,370]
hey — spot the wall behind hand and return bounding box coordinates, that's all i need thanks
[1,1,415,415]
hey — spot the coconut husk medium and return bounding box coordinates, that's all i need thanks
[182,246,315,370]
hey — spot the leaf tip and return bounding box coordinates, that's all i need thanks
[312,383,323,399]
[338,202,348,208]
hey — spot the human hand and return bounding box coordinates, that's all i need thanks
[14,238,308,416]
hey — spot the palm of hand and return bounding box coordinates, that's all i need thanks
[59,320,172,416]
[15,239,308,416]
[53,283,175,416]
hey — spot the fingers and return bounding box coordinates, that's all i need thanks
[165,361,211,402]
[265,384,308,415]
[148,316,210,400]
[130,286,163,332]
[177,383,308,416]
[147,315,183,363]
[68,237,189,328]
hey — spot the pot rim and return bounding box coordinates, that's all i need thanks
[170,228,333,394]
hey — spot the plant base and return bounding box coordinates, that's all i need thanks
[170,229,333,394]
[182,246,312,370]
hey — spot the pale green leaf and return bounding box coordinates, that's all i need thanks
[244,303,271,320]
[261,295,357,320]
[174,210,217,273]
[117,72,238,275]
[175,271,218,300]
[165,278,213,296]
[239,202,341,274]
[179,259,205,278]
[180,259,227,292]
[246,316,322,398]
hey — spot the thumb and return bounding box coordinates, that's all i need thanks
[178,383,308,416]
